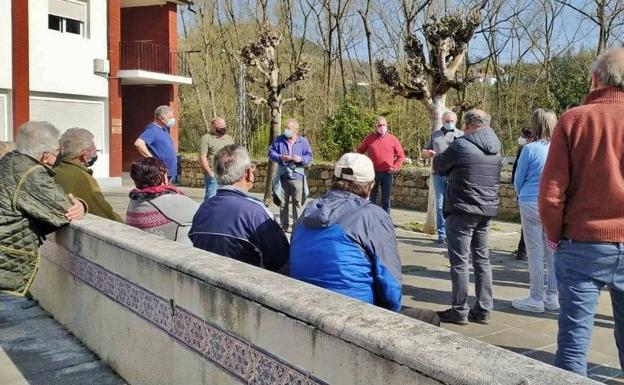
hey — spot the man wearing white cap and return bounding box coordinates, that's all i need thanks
[289,153,403,311]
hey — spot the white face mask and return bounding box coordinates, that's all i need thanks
[517,137,527,146]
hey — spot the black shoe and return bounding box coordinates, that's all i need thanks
[435,237,446,246]
[436,308,468,325]
[468,308,490,325]
[514,249,527,260]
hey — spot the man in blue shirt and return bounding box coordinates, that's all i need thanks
[268,118,312,232]
[134,105,178,183]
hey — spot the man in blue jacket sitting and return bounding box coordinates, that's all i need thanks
[289,153,403,311]
[189,144,289,273]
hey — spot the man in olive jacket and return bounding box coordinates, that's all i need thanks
[0,121,86,296]
[54,128,122,222]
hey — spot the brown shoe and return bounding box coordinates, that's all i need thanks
[281,224,289,232]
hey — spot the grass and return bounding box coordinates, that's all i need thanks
[397,222,426,233]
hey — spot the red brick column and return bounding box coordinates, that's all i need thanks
[108,0,122,177]
[11,0,29,137]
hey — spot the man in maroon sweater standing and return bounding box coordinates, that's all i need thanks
[357,116,405,213]
[539,48,624,377]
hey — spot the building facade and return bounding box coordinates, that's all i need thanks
[2,0,192,185]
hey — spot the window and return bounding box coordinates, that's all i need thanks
[48,0,87,37]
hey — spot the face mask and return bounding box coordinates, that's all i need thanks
[216,127,227,136]
[517,137,527,146]
[85,153,98,167]
[165,118,176,128]
[443,122,456,131]
[284,129,293,139]
[376,125,387,135]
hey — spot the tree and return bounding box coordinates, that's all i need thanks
[376,8,482,234]
[241,23,311,202]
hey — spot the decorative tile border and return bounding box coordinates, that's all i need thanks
[48,250,327,385]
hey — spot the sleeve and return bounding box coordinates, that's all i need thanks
[513,147,530,196]
[199,135,209,156]
[139,127,155,145]
[17,170,71,231]
[432,142,458,176]
[356,135,370,154]
[392,137,405,170]
[424,134,434,150]
[254,216,290,273]
[268,138,282,163]
[361,214,402,311]
[299,138,312,166]
[539,124,570,242]
[84,176,123,223]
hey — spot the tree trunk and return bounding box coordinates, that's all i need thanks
[423,94,447,236]
[263,100,283,203]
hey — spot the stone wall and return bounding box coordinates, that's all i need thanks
[180,156,519,217]
[32,216,593,385]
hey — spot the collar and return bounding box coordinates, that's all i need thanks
[584,87,624,104]
[57,157,92,175]
[14,151,56,176]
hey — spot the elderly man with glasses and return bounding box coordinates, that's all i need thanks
[0,121,86,296]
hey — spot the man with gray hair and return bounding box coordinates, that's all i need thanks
[432,109,502,326]
[539,47,624,376]
[422,110,464,244]
[134,105,179,183]
[190,144,289,273]
[0,121,86,296]
[54,128,122,222]
[268,118,313,232]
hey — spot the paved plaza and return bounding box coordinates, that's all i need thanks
[1,178,621,384]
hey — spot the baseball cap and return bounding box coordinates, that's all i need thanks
[334,153,375,183]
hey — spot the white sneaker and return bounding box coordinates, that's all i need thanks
[512,297,545,313]
[544,294,560,311]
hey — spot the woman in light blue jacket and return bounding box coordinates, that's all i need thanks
[512,109,558,313]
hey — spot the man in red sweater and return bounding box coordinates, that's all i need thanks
[357,116,405,213]
[539,47,624,376]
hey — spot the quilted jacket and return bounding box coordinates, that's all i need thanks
[0,151,71,295]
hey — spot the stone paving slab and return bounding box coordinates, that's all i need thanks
[0,294,126,385]
[100,177,623,383]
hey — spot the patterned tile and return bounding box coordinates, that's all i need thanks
[48,251,327,385]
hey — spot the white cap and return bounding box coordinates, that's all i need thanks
[334,153,375,183]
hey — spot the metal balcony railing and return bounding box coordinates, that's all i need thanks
[120,40,189,77]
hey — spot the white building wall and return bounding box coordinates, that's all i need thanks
[28,0,111,179]
[29,0,109,97]
[0,1,12,140]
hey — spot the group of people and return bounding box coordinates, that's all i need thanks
[1,47,624,379]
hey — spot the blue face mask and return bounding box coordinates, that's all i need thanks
[165,118,176,128]
[284,129,293,139]
[443,122,455,131]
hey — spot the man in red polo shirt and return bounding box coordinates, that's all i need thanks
[357,116,405,213]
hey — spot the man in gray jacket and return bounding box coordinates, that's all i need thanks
[432,110,502,325]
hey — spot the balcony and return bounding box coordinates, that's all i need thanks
[118,41,192,86]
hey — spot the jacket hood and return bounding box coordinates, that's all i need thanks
[301,190,369,228]
[463,127,501,155]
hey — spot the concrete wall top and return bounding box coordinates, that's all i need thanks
[58,216,595,385]
[28,0,108,97]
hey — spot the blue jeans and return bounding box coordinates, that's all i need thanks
[204,175,218,200]
[554,240,624,376]
[370,171,393,213]
[432,174,448,239]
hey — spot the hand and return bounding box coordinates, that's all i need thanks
[547,240,559,251]
[292,155,302,163]
[65,194,85,221]
[206,169,214,177]
[388,168,395,174]
[281,154,291,161]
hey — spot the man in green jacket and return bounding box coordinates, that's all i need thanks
[54,128,122,222]
[0,121,86,296]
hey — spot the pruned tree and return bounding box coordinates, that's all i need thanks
[376,7,482,234]
[241,23,311,202]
